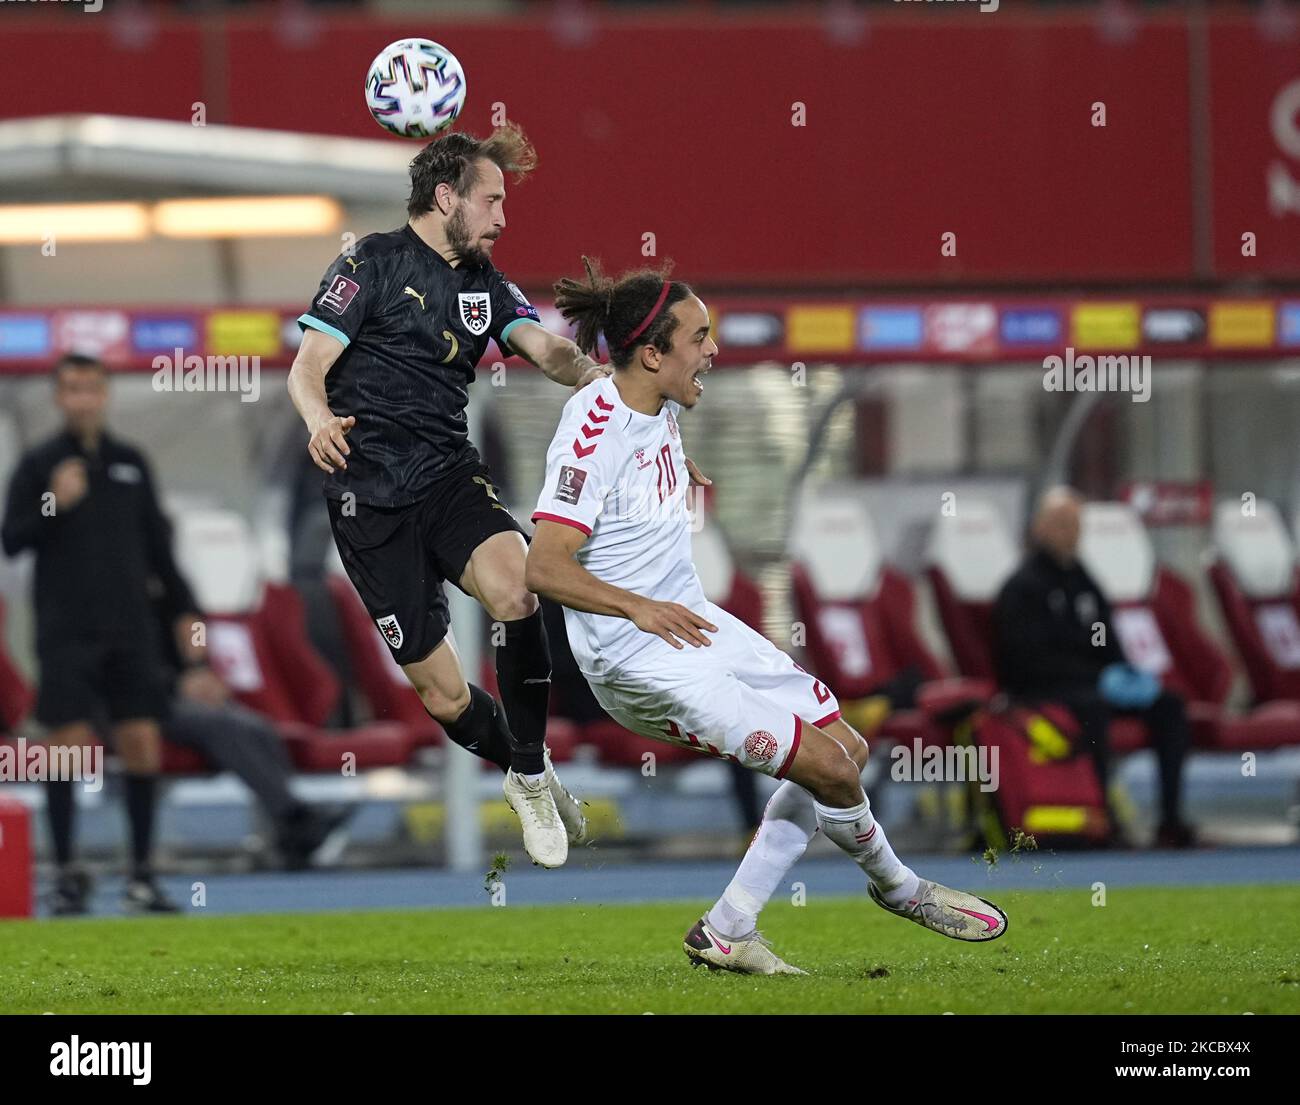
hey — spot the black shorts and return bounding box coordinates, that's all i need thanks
[327,460,527,666]
[35,635,169,729]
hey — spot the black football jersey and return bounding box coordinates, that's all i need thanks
[298,224,542,507]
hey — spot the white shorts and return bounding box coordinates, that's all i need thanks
[587,604,842,777]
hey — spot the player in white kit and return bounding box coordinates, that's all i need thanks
[526,259,1007,974]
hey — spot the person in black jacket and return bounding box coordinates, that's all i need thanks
[992,487,1193,848]
[1,354,183,913]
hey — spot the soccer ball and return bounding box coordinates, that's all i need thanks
[364,38,467,139]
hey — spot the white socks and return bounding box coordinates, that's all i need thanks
[706,781,817,939]
[814,797,919,906]
[705,780,920,939]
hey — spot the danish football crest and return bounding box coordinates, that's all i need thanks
[744,730,778,763]
[376,614,404,651]
[458,292,491,335]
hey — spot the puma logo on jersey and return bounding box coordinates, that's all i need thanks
[344,257,366,272]
[403,286,426,310]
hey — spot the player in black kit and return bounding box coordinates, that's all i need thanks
[287,124,600,867]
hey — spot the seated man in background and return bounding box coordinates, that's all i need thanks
[153,590,352,871]
[992,487,1194,848]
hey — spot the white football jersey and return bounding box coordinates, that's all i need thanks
[532,375,705,678]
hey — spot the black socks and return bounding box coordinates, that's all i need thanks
[123,774,157,881]
[437,683,513,772]
[46,778,75,867]
[494,609,551,776]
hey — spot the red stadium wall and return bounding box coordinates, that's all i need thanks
[1,9,1298,287]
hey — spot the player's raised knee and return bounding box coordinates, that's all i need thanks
[794,729,863,808]
[820,755,864,808]
[482,587,538,624]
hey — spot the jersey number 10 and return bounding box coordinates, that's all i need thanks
[655,445,677,503]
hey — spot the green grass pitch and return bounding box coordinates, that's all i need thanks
[2,885,1297,1014]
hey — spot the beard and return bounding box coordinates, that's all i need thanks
[446,206,493,268]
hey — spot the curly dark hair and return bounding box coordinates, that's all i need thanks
[552,257,693,369]
[407,122,538,217]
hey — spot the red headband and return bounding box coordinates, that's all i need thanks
[618,280,671,349]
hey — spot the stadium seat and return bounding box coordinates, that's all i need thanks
[924,500,1019,684]
[1209,498,1300,702]
[174,508,414,771]
[788,493,969,745]
[1207,500,1300,737]
[1080,503,1298,750]
[693,511,766,634]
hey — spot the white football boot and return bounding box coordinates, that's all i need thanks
[683,917,806,975]
[868,878,1008,941]
[503,769,569,868]
[543,747,589,846]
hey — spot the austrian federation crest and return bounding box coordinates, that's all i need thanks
[458,292,491,336]
[376,614,403,651]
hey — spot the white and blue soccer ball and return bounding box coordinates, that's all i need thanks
[364,38,467,139]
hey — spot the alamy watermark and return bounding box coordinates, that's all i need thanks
[152,350,260,403]
[1043,347,1151,403]
[0,738,103,792]
[890,737,999,792]
[50,1037,150,1085]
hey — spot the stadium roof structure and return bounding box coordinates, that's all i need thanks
[0,114,413,203]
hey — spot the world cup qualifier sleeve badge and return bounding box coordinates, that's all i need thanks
[458,292,492,336]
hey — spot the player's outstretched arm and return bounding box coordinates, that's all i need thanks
[506,323,610,389]
[525,520,716,649]
[287,329,355,474]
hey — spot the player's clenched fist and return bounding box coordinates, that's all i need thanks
[308,414,356,473]
[48,457,89,511]
[630,597,717,649]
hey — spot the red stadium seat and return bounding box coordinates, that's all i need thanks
[788,493,957,745]
[175,507,414,771]
[924,500,1016,684]
[206,596,414,771]
[1206,500,1300,744]
[158,742,214,775]
[1209,499,1300,702]
[1079,503,1298,751]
